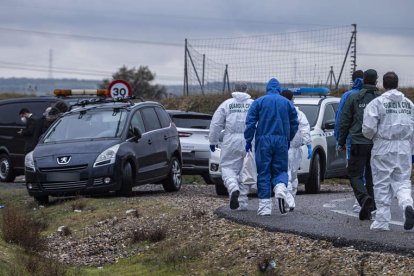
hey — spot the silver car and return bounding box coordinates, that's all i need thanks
[167,110,213,183]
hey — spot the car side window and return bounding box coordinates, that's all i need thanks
[130,110,146,134]
[141,107,161,132]
[332,103,339,114]
[323,104,335,124]
[155,107,171,128]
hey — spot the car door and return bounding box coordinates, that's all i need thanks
[127,109,153,181]
[141,107,169,178]
[323,103,347,173]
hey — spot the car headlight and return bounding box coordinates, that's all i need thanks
[25,151,35,171]
[93,144,120,167]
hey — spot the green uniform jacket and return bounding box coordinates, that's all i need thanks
[338,84,380,145]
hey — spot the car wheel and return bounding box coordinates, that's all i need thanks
[0,154,15,183]
[162,157,182,192]
[118,162,133,197]
[305,152,321,194]
[34,195,49,205]
[202,174,214,184]
[214,179,228,196]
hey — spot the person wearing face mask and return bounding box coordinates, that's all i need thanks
[18,108,43,154]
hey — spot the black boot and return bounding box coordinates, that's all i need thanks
[359,197,374,220]
[404,206,414,230]
[230,190,240,210]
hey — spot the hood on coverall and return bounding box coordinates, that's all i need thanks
[266,78,282,95]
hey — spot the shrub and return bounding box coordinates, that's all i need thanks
[1,206,45,251]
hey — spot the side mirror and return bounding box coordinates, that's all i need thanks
[323,120,335,130]
[133,127,142,140]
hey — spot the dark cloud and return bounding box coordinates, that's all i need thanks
[0,0,413,84]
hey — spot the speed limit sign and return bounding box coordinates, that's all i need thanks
[107,80,132,98]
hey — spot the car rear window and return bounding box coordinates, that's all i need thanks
[170,114,212,129]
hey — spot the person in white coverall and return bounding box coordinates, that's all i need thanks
[362,72,414,231]
[281,90,312,210]
[209,82,254,210]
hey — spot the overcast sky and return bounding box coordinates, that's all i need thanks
[0,0,413,86]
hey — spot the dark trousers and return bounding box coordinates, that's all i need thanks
[347,144,374,206]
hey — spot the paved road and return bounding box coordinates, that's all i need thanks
[216,190,414,255]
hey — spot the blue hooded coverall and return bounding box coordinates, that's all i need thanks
[244,78,299,199]
[334,78,363,158]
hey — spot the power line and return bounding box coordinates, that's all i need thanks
[0,61,182,81]
[0,27,183,48]
[1,26,413,58]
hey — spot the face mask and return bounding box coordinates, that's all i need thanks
[21,117,27,124]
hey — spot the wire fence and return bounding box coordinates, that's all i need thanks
[184,25,356,95]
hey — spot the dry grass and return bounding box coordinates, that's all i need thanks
[1,206,46,251]
[18,252,66,276]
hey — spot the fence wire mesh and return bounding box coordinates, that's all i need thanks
[185,26,355,95]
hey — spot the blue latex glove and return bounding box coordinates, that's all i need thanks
[245,142,252,152]
[412,155,414,164]
[209,145,216,152]
[307,144,312,159]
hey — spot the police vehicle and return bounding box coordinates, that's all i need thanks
[209,88,347,195]
[25,91,182,204]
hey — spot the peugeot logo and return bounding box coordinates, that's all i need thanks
[57,156,71,165]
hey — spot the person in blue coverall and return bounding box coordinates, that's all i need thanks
[244,78,299,216]
[334,70,364,213]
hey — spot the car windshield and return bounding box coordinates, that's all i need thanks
[295,104,320,127]
[43,109,127,143]
[171,114,212,129]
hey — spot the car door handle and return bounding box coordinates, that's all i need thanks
[147,139,152,145]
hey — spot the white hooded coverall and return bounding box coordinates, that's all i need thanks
[286,107,311,208]
[362,89,414,231]
[209,92,254,210]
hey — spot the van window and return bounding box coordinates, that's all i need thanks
[0,101,53,126]
[155,107,171,128]
[323,104,335,124]
[141,108,161,132]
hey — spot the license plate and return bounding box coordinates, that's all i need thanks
[47,172,80,182]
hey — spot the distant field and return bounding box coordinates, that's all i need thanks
[0,93,35,100]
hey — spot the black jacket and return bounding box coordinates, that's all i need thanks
[22,116,43,153]
[338,84,380,145]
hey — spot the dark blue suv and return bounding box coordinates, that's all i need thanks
[25,100,182,204]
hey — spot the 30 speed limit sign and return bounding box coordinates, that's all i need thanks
[107,80,132,98]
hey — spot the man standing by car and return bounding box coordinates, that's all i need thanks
[18,108,43,154]
[209,82,254,210]
[362,72,414,231]
[244,78,298,216]
[338,69,380,220]
[334,70,364,213]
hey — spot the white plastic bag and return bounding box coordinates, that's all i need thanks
[240,151,257,185]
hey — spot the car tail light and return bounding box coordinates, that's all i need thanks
[178,132,192,137]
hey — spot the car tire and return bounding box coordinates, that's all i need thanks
[305,152,321,194]
[214,179,228,196]
[0,154,15,183]
[118,162,133,197]
[202,174,214,184]
[162,157,182,192]
[34,195,49,205]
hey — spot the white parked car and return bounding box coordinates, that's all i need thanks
[167,110,213,183]
[209,89,347,195]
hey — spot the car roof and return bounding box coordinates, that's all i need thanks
[166,109,212,117]
[294,96,340,105]
[68,100,162,113]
